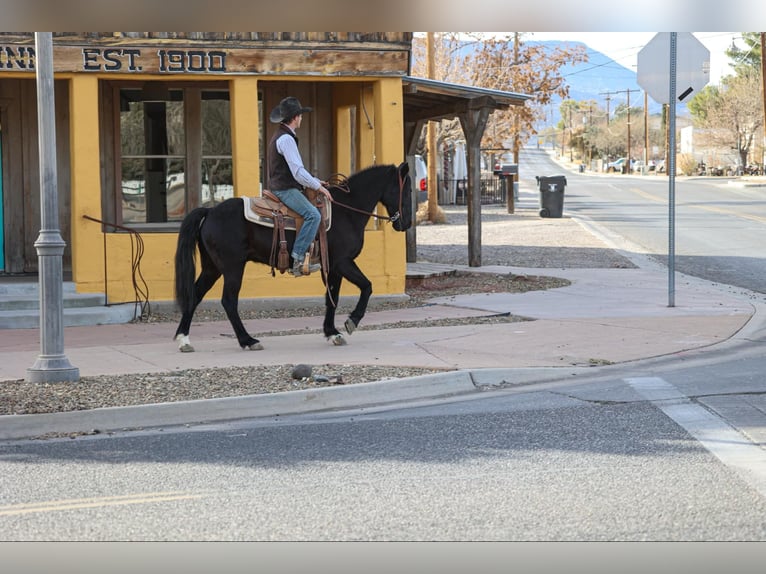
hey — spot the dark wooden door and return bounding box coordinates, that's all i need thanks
[0,78,71,274]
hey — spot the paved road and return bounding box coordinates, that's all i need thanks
[523,147,766,294]
[2,347,766,541]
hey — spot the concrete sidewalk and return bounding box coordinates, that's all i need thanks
[0,254,759,440]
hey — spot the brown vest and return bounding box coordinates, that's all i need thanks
[267,124,303,191]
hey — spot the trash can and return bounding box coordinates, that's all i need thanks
[536,175,567,218]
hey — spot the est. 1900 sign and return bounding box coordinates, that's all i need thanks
[1,45,227,73]
[0,43,410,76]
[83,48,227,72]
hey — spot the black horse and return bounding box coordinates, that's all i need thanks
[173,162,412,352]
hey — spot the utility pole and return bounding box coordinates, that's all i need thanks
[622,88,640,173]
[512,32,520,165]
[426,32,438,222]
[761,33,765,170]
[608,88,640,172]
[644,91,649,169]
[600,90,617,125]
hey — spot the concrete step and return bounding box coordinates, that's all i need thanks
[0,292,106,311]
[0,303,140,329]
[0,281,140,329]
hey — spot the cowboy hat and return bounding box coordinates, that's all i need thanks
[269,96,313,123]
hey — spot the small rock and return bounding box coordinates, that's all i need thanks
[291,364,313,379]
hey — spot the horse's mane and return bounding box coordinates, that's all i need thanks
[346,164,394,187]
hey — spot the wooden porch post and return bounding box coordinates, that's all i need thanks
[459,103,491,267]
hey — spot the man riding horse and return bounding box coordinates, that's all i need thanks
[267,96,333,277]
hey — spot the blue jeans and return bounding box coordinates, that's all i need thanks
[272,187,320,262]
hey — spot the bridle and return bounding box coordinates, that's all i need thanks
[324,169,405,224]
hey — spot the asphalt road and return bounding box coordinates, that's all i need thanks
[522,147,766,294]
[2,355,766,541]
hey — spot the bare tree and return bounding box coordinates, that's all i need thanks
[691,72,763,169]
[410,33,587,162]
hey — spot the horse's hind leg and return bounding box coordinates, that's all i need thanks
[174,261,221,352]
[221,265,263,351]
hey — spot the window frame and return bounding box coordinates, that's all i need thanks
[102,79,230,232]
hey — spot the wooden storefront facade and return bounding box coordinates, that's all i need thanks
[0,32,412,303]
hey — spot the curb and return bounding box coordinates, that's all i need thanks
[0,370,478,440]
[0,367,592,441]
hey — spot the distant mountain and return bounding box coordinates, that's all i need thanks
[527,40,668,127]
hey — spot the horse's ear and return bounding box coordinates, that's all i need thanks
[398,162,410,177]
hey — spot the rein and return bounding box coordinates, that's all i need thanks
[325,170,404,223]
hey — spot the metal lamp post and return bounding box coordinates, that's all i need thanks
[25,32,79,383]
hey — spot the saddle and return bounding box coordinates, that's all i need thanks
[243,189,332,276]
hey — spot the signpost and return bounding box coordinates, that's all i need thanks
[637,33,710,308]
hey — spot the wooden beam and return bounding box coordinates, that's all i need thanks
[459,106,491,267]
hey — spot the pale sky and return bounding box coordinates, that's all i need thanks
[527,32,740,86]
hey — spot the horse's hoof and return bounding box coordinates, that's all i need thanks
[243,342,264,351]
[344,318,357,335]
[329,334,347,346]
[176,334,194,353]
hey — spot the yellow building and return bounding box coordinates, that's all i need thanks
[0,32,412,307]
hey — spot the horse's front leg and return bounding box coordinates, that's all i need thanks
[328,258,372,344]
[323,269,346,345]
[220,267,263,351]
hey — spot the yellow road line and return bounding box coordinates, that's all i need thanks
[628,187,766,224]
[0,491,208,516]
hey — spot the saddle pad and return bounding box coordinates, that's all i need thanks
[242,195,332,231]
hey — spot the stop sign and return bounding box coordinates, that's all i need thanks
[637,32,710,104]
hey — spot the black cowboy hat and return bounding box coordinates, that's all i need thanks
[269,96,313,123]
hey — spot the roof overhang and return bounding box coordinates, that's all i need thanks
[402,76,532,124]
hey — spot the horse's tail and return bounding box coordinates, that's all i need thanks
[175,207,209,315]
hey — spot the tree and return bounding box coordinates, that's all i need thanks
[704,73,763,168]
[687,84,723,123]
[689,33,764,169]
[726,32,763,76]
[410,33,587,163]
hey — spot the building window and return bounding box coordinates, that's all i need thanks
[113,83,231,227]
[201,91,233,208]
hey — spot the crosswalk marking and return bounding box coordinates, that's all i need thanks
[626,376,766,498]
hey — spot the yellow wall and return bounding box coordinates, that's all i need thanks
[69,75,406,304]
[68,75,106,294]
[371,77,407,295]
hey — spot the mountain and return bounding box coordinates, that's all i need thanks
[528,40,668,127]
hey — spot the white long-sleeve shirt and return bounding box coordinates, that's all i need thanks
[275,129,322,190]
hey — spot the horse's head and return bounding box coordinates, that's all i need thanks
[382,162,412,232]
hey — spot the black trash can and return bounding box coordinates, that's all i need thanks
[536,175,567,218]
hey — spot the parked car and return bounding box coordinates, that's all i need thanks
[606,157,633,173]
[413,154,427,203]
[633,160,656,173]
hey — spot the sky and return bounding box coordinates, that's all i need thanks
[527,32,741,86]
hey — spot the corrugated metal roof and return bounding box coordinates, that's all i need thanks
[403,76,531,103]
[402,76,531,123]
